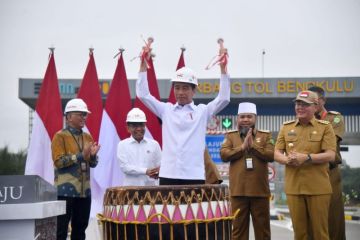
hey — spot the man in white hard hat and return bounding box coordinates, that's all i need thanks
[220,102,274,240]
[51,98,100,240]
[117,108,161,186]
[136,56,230,185]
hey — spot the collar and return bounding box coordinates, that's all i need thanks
[66,126,83,135]
[130,135,147,144]
[173,101,196,110]
[294,117,317,126]
[238,128,256,138]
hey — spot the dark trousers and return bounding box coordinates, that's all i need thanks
[57,196,91,240]
[159,177,205,185]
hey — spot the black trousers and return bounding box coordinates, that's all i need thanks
[57,196,91,240]
[159,177,205,185]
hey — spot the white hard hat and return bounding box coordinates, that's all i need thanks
[64,98,91,114]
[171,67,198,86]
[238,102,257,115]
[126,108,147,122]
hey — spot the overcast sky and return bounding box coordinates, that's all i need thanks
[0,0,360,152]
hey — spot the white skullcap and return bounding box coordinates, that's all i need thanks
[238,102,257,115]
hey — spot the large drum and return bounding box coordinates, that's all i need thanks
[98,184,236,240]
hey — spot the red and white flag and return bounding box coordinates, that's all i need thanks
[25,50,63,184]
[134,57,162,146]
[77,50,104,217]
[168,48,186,104]
[91,51,132,216]
[77,49,103,142]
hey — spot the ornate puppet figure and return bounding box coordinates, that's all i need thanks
[206,38,229,73]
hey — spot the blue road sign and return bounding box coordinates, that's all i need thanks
[205,134,225,163]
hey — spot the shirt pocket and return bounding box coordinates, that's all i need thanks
[308,132,323,151]
[284,135,298,150]
[284,135,298,143]
[309,134,322,142]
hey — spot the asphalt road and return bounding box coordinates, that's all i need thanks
[86,217,360,239]
[248,218,360,240]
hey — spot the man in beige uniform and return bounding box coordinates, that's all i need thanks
[221,102,274,240]
[308,86,346,240]
[274,91,337,240]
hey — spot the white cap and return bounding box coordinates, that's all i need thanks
[126,108,147,122]
[238,102,257,115]
[171,67,198,86]
[64,98,91,114]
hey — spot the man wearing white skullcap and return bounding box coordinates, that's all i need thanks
[221,102,274,240]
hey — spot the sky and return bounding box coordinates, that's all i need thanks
[0,0,360,153]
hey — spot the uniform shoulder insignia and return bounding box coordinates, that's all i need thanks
[257,129,270,133]
[283,120,295,125]
[317,119,330,124]
[226,130,238,134]
[328,111,341,115]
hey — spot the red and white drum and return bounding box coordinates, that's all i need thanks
[98,184,235,240]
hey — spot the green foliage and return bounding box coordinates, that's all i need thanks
[0,146,27,175]
[341,163,360,205]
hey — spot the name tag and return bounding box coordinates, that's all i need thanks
[246,158,253,170]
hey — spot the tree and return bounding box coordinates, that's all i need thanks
[341,162,360,205]
[0,146,27,175]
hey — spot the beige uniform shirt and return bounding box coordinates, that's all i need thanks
[319,110,345,164]
[220,129,274,197]
[275,117,337,195]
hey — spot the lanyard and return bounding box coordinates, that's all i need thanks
[68,130,84,152]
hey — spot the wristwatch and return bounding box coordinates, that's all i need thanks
[306,154,312,163]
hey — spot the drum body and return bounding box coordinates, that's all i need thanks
[98,184,234,240]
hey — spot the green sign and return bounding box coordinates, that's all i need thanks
[222,118,232,129]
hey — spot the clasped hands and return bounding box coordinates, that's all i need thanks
[286,151,308,166]
[146,167,160,179]
[82,142,101,161]
[241,128,254,152]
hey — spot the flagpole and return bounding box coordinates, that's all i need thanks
[181,45,186,53]
[113,47,125,59]
[48,47,55,53]
[261,49,265,78]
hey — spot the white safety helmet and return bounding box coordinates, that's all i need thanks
[126,108,147,122]
[64,98,91,114]
[171,67,198,86]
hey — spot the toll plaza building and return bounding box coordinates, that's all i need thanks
[19,77,360,202]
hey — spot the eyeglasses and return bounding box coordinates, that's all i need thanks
[295,102,313,108]
[71,112,88,117]
[128,123,145,128]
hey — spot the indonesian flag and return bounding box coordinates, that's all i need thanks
[134,57,162,146]
[77,50,103,142]
[77,50,104,217]
[25,50,63,184]
[168,49,186,104]
[90,52,131,216]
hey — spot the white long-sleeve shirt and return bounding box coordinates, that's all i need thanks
[117,136,161,186]
[136,72,230,180]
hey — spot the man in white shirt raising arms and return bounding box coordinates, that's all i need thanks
[136,55,230,185]
[117,108,161,186]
